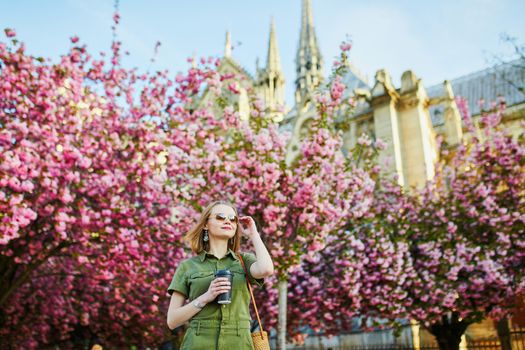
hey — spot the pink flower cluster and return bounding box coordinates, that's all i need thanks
[0,27,206,347]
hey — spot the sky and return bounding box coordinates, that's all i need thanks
[2,0,524,105]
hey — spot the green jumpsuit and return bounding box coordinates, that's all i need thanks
[168,250,263,350]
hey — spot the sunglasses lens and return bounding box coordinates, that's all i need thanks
[214,213,237,223]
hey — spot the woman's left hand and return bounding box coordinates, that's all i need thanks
[239,216,258,239]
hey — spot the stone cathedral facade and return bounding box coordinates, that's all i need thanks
[217,0,524,190]
[212,0,525,346]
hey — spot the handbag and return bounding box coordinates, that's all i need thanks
[237,254,271,350]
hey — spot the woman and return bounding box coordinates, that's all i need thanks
[167,201,274,349]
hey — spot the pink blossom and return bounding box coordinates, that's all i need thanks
[339,41,352,52]
[4,28,16,38]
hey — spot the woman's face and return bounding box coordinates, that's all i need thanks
[205,204,238,241]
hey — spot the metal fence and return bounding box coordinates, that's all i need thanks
[467,340,503,350]
[511,326,525,350]
[419,340,502,350]
[288,326,525,350]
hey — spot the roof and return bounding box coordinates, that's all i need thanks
[220,56,255,83]
[427,58,525,125]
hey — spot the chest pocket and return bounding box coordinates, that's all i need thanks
[188,271,214,299]
[230,265,247,290]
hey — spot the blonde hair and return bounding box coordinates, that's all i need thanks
[185,201,241,254]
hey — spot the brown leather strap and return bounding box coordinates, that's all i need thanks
[237,253,265,336]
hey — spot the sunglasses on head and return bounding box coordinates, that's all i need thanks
[212,213,238,223]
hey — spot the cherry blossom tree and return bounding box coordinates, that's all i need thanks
[273,94,523,350]
[338,101,525,350]
[0,25,202,347]
[283,135,387,342]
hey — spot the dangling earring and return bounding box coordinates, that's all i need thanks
[203,229,209,242]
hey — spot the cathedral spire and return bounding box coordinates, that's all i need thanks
[224,30,232,58]
[255,18,286,122]
[266,18,282,73]
[295,0,323,106]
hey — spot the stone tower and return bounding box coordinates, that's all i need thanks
[284,0,325,165]
[295,0,323,108]
[256,19,286,122]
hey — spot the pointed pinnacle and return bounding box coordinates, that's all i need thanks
[266,17,282,72]
[224,30,232,58]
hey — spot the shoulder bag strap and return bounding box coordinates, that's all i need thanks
[237,253,265,335]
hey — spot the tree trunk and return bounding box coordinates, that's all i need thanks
[277,279,288,350]
[496,318,512,350]
[0,241,72,307]
[428,313,470,350]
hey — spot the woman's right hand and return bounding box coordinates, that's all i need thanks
[199,277,231,304]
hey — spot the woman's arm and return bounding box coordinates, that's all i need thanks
[239,216,274,279]
[166,292,202,330]
[249,232,274,278]
[166,277,231,329]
